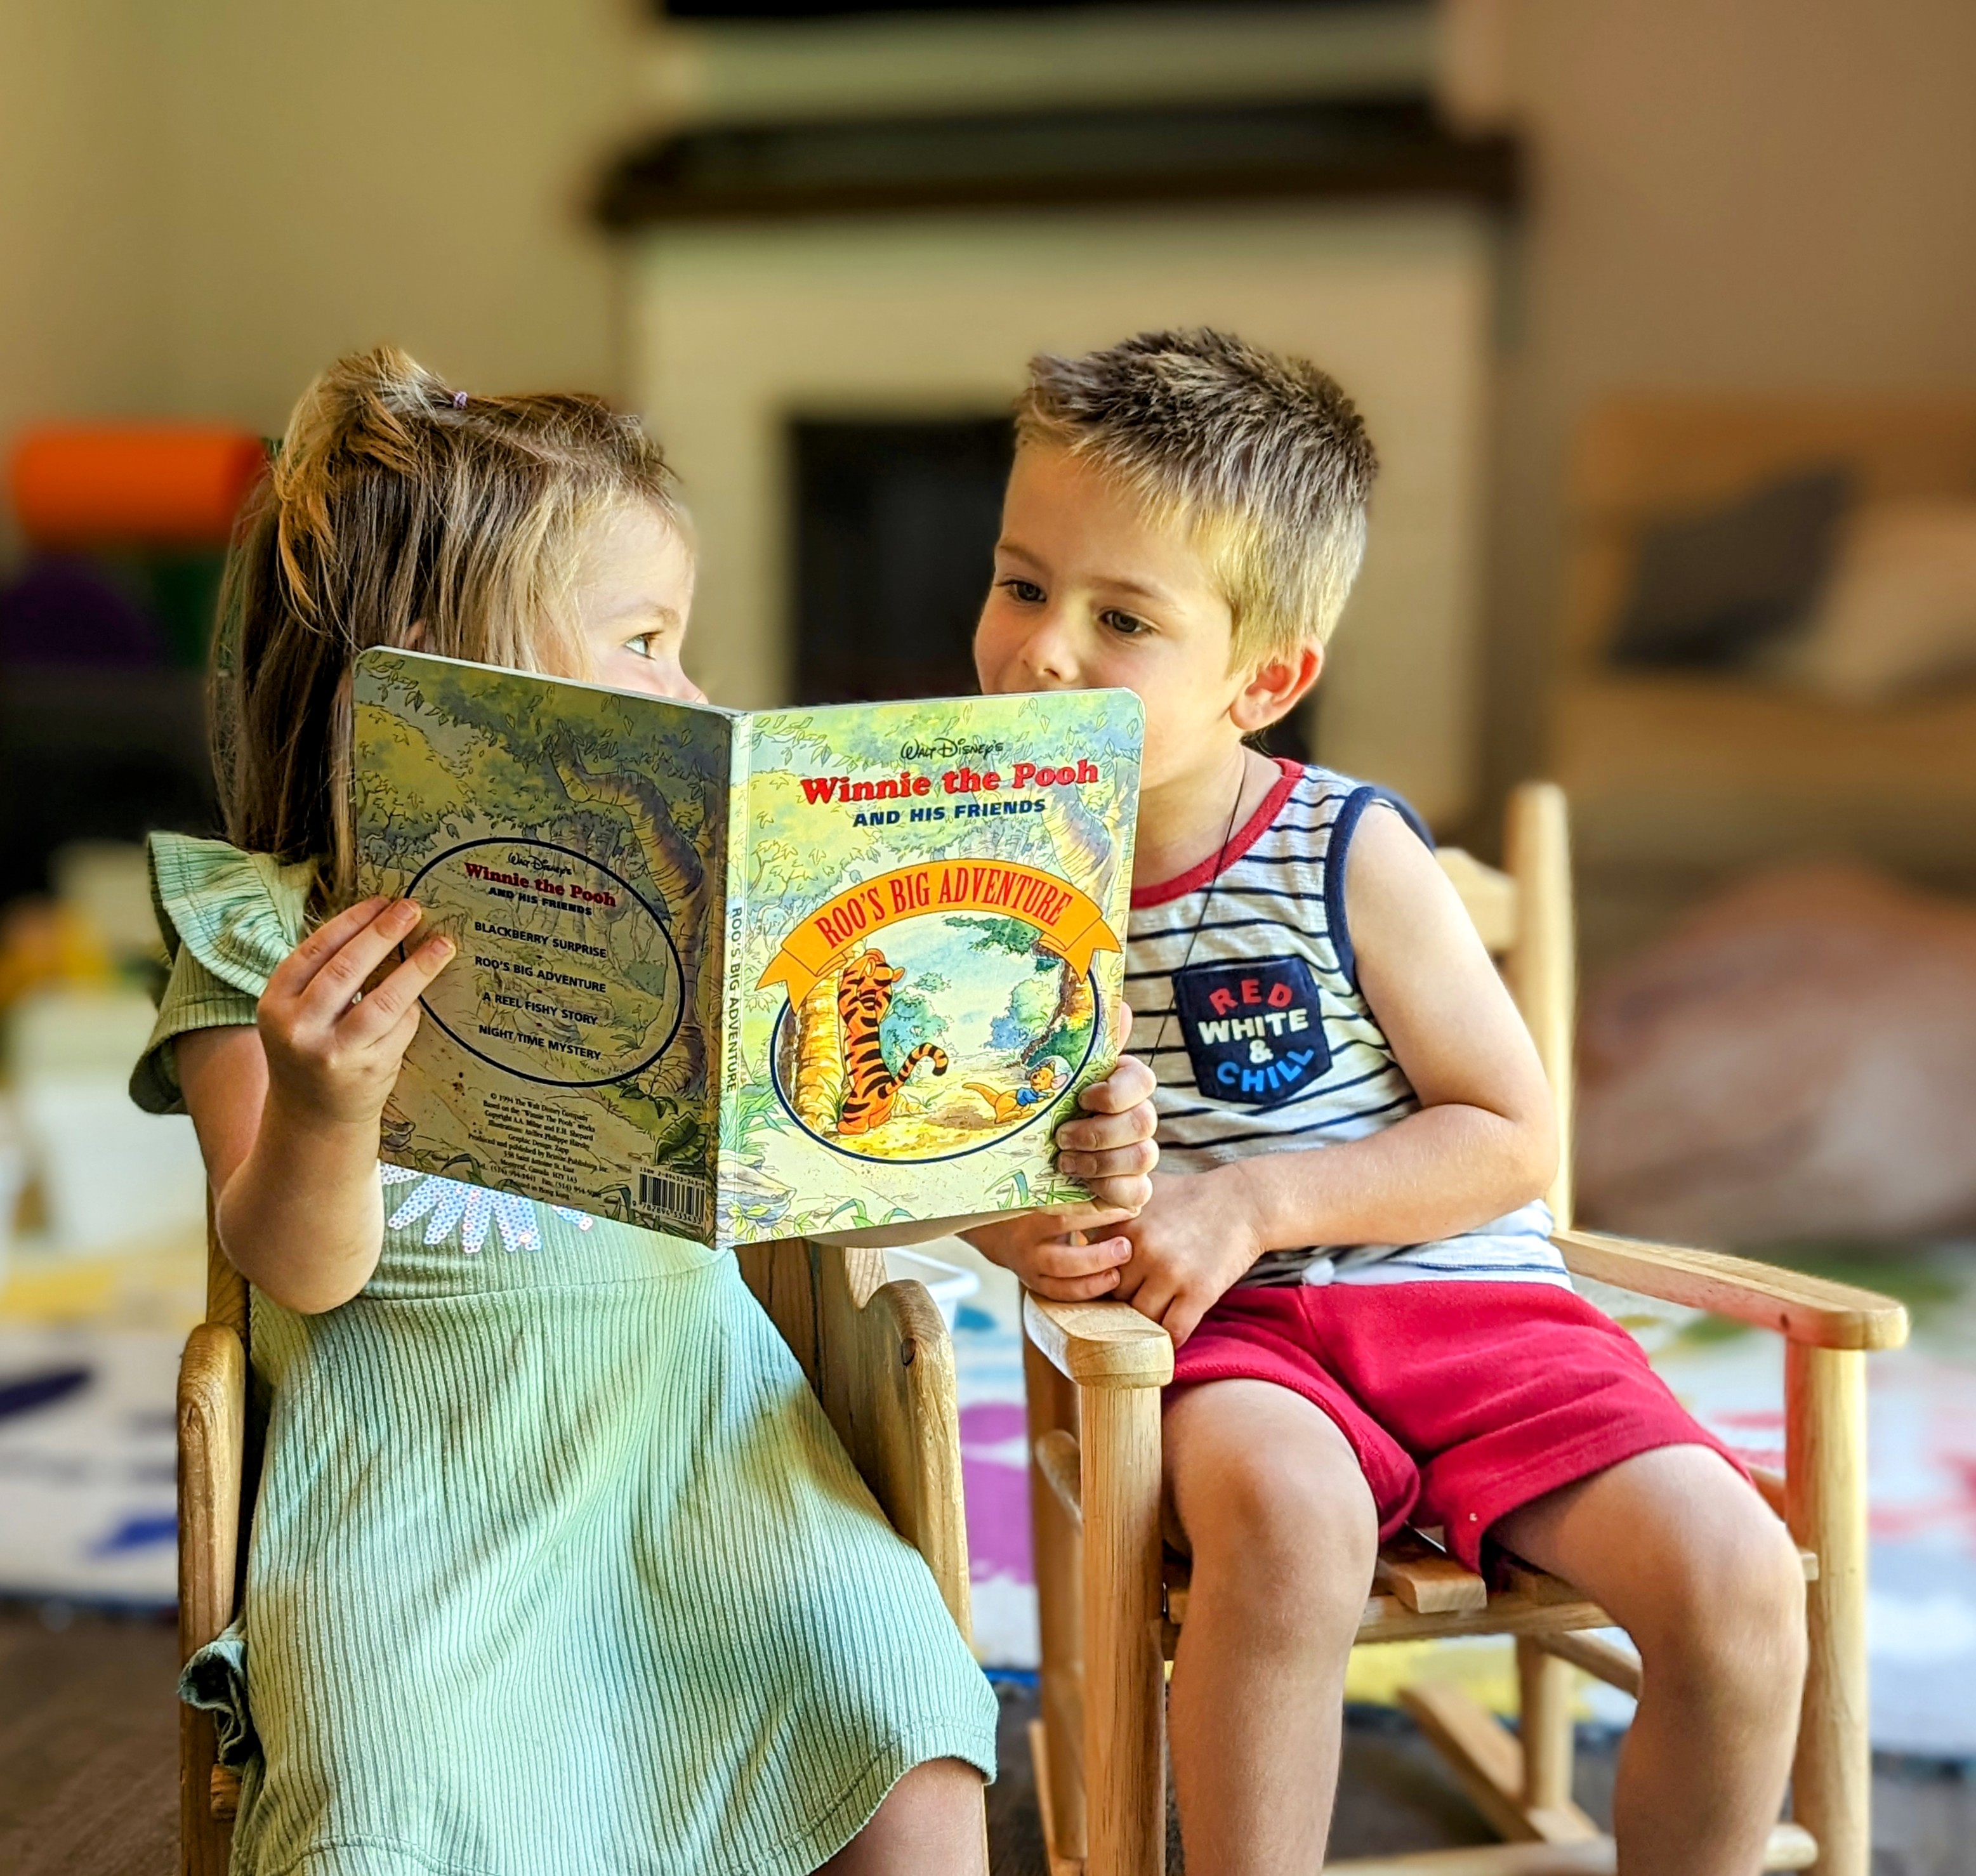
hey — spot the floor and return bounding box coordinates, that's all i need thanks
[4,1608,1972,1876]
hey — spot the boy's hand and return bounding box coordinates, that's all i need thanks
[1051,1002,1158,1211]
[1112,1168,1267,1347]
[258,898,455,1130]
[962,1205,1139,1301]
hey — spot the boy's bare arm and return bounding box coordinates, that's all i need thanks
[1116,806,1559,1342]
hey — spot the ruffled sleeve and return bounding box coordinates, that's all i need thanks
[129,833,313,1115]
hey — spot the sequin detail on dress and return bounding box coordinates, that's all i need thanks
[379,1165,593,1255]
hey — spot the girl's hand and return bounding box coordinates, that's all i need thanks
[1052,1002,1159,1212]
[257,898,456,1129]
[961,1205,1140,1301]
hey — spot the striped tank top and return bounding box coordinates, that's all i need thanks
[1126,759,1565,1289]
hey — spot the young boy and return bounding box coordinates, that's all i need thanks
[965,331,1806,1876]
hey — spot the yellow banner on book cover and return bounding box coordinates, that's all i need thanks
[758,860,1122,1002]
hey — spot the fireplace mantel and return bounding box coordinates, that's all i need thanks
[617,100,1513,829]
[599,96,1518,227]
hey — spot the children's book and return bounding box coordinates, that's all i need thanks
[351,648,1143,1248]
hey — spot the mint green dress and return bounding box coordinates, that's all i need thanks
[133,834,996,1876]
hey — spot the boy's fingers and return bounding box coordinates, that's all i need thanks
[1025,1233,1132,1282]
[1057,1104,1156,1153]
[1036,1203,1138,1234]
[1029,1268,1123,1303]
[1128,1280,1177,1330]
[1077,1054,1155,1114]
[1058,1140,1159,1183]
[1081,1172,1153,1214]
[264,898,388,1002]
[336,934,454,1042]
[1162,1297,1206,1349]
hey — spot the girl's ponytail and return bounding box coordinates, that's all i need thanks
[211,348,680,906]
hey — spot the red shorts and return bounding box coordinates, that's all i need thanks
[1168,1280,1740,1573]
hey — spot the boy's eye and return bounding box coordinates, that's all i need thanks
[1100,609,1152,638]
[999,577,1046,605]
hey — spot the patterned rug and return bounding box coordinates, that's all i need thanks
[3,1230,1972,1756]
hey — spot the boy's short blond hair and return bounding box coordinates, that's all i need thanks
[1013,329,1378,666]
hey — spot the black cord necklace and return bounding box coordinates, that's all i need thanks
[1149,757,1250,1066]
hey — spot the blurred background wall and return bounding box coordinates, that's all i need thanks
[0,0,634,553]
[1472,0,1976,837]
[8,0,1976,809]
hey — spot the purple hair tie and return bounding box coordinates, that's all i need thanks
[452,390,468,409]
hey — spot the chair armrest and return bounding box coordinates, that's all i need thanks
[814,1257,973,1641]
[1553,1228,1909,1351]
[1023,1292,1174,1389]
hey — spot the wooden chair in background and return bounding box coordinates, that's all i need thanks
[1022,782,1911,1876]
[176,1235,981,1876]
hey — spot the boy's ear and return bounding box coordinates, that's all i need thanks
[1230,643,1324,734]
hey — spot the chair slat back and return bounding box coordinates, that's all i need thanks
[1435,782,1576,1229]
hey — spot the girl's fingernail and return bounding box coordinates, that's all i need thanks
[429,935,455,960]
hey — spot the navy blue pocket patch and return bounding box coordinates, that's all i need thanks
[1171,956,1331,1108]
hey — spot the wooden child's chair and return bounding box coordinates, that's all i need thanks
[1021,782,1910,1876]
[176,1232,983,1875]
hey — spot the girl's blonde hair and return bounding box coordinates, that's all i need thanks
[213,346,682,902]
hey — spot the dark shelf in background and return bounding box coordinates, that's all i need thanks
[793,417,1011,706]
[0,667,216,898]
[600,95,1518,227]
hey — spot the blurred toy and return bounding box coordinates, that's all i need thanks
[10,426,265,546]
[3,424,264,672]
[0,900,112,1010]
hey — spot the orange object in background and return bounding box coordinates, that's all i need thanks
[10,426,266,547]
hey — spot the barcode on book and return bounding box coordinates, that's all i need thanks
[638,1168,708,1232]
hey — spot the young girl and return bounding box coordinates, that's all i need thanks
[133,349,1159,1876]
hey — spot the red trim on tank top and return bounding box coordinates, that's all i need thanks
[1131,758,1304,910]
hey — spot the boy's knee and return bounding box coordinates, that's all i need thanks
[1181,1436,1377,1625]
[1638,1507,1807,1698]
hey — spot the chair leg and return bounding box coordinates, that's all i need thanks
[1025,1332,1088,1868]
[1517,1637,1577,1815]
[178,1321,246,1876]
[1079,1382,1166,1876]
[1787,1344,1869,1876]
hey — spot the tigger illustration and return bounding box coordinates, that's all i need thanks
[834,949,949,1136]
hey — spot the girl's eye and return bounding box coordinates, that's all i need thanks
[999,577,1045,605]
[1101,610,1151,638]
[622,633,658,659]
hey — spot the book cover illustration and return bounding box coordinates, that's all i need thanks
[734,690,1141,1241]
[351,647,1142,1248]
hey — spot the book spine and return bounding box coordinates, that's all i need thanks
[713,715,753,1241]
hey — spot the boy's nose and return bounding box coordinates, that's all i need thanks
[1018,616,1079,687]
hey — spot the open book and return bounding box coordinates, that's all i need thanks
[352,648,1142,1248]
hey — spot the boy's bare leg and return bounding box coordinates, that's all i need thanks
[819,1759,987,1876]
[1492,1445,1807,1876]
[1165,1379,1380,1876]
